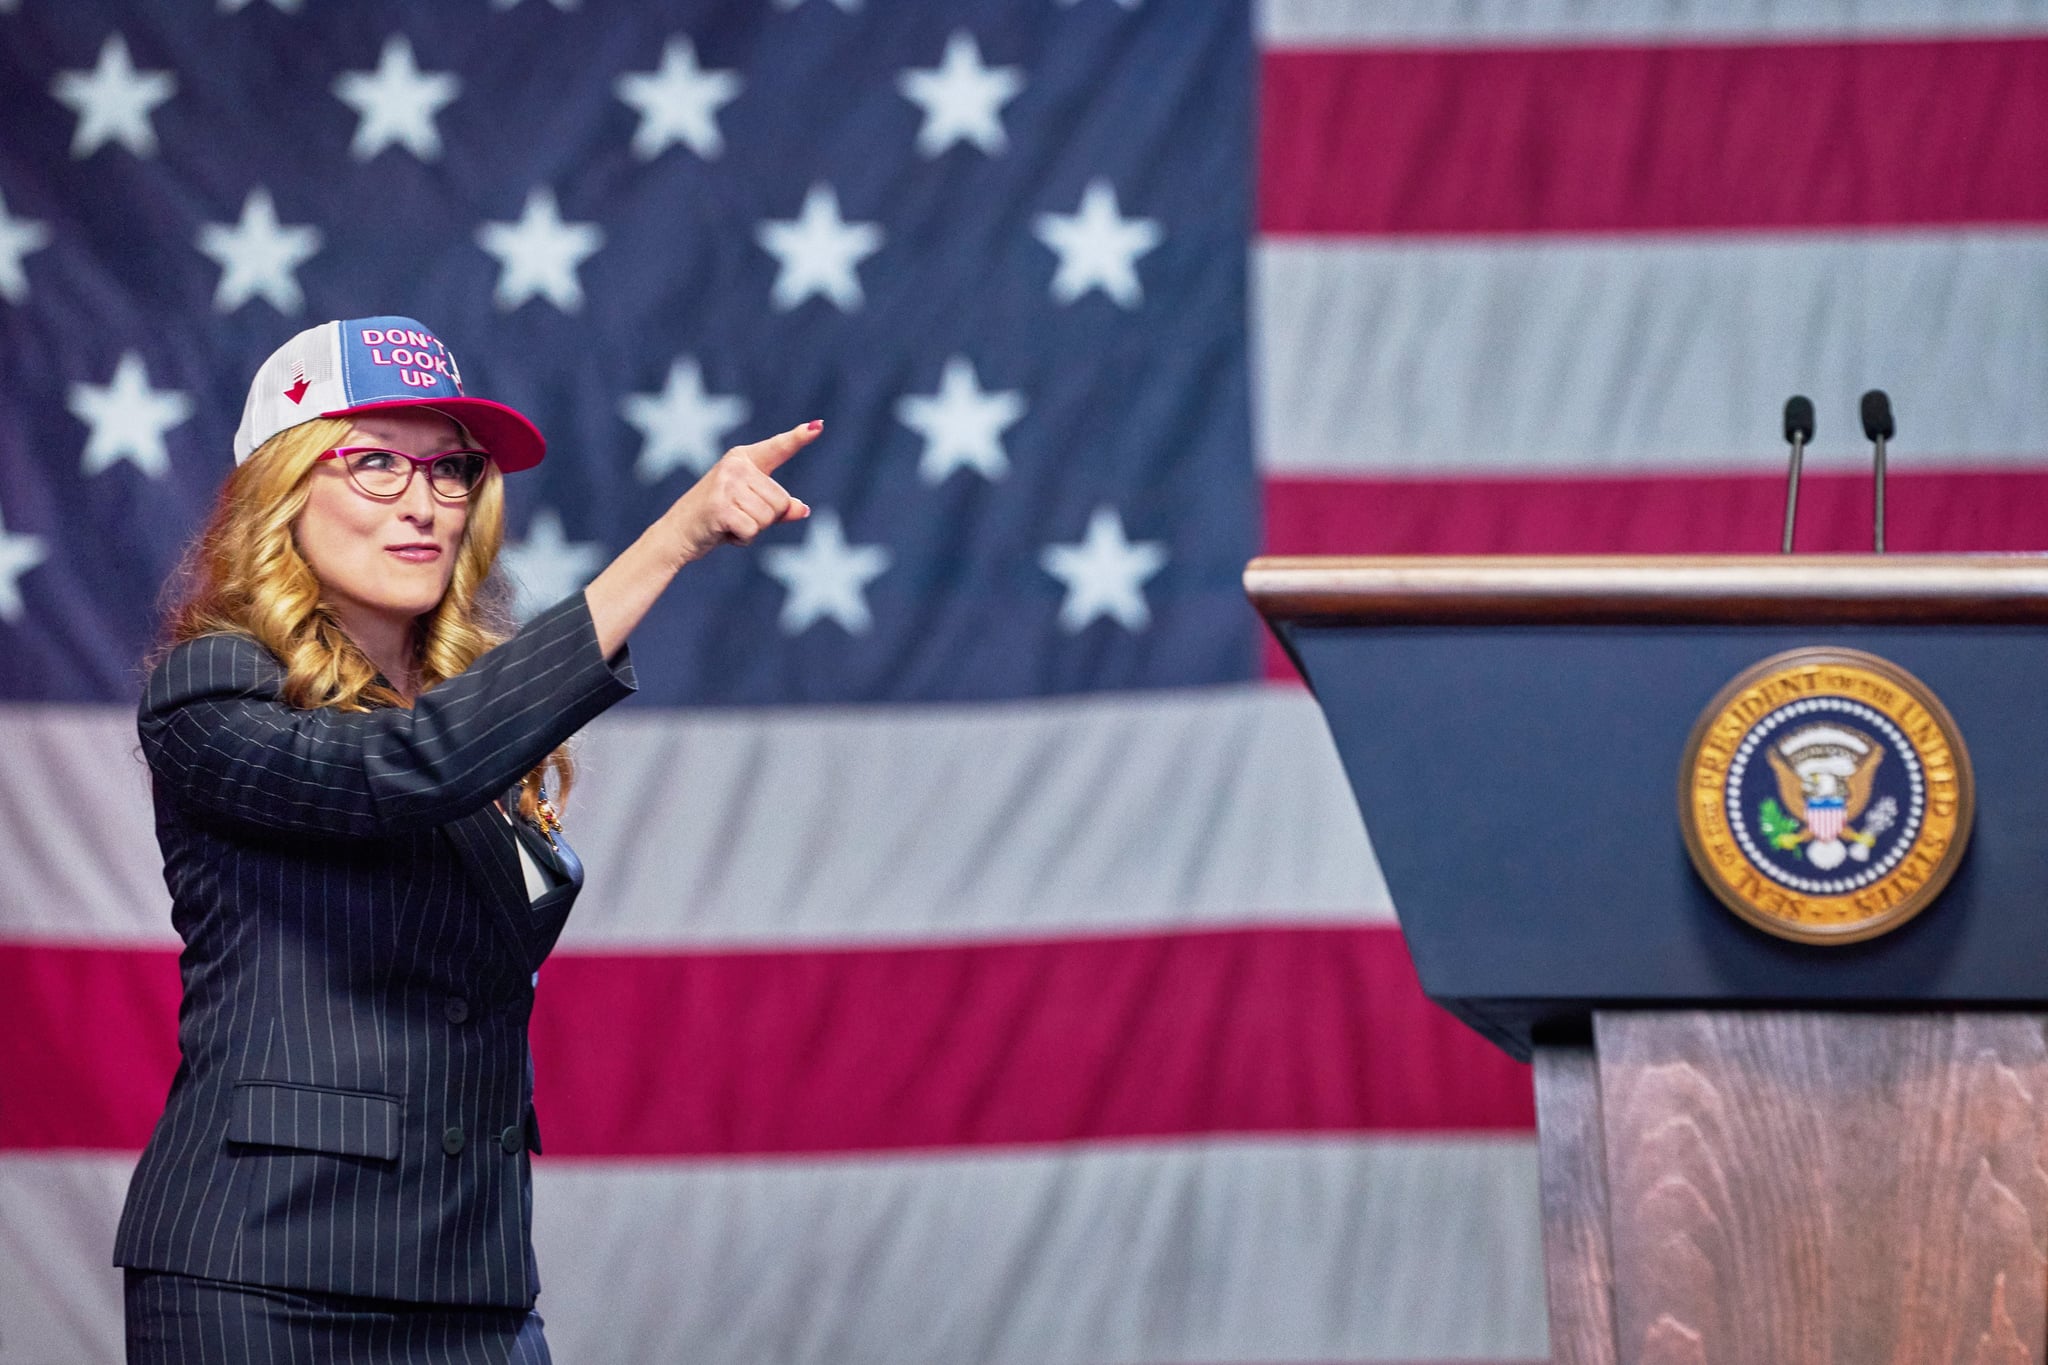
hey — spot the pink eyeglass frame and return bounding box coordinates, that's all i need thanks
[318,446,495,499]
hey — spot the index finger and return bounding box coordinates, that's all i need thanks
[739,420,823,474]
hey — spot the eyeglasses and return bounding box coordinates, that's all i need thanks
[319,447,493,500]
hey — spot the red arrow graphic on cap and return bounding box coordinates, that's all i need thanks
[284,377,310,404]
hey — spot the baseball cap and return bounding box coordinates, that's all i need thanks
[232,316,544,472]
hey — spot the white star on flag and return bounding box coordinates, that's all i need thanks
[0,502,47,626]
[895,356,1025,485]
[1039,506,1167,632]
[333,36,461,161]
[773,0,861,10]
[897,32,1024,158]
[760,510,891,635]
[755,184,883,313]
[50,34,177,159]
[68,352,195,480]
[220,0,304,11]
[1033,179,1162,309]
[476,188,605,313]
[501,508,606,621]
[0,190,52,305]
[197,188,323,314]
[621,358,749,483]
[616,37,742,160]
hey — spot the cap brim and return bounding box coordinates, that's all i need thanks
[323,397,546,473]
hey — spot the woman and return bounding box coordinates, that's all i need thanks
[113,316,815,1361]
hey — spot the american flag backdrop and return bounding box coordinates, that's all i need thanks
[3,1,2047,1361]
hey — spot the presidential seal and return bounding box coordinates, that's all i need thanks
[1678,648,1973,945]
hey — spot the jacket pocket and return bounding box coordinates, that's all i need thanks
[226,1081,401,1161]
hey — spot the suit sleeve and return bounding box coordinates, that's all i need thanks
[138,590,637,838]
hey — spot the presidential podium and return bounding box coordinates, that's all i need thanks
[1246,556,2048,1365]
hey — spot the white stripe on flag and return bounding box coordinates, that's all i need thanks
[0,1154,130,1363]
[1,704,165,942]
[1254,233,2048,475]
[566,684,1386,946]
[1260,0,2048,46]
[535,1138,1549,1364]
[0,686,1390,947]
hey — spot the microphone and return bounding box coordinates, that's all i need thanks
[1861,390,1894,553]
[1781,395,1814,554]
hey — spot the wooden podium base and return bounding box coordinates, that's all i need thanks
[1535,1012,2048,1365]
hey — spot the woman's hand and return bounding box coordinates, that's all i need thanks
[658,421,819,566]
[583,420,822,659]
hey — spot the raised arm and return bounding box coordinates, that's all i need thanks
[583,420,818,658]
[144,421,816,838]
[141,590,634,839]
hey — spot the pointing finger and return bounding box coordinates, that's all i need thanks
[739,420,823,474]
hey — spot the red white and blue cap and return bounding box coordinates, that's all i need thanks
[233,316,545,472]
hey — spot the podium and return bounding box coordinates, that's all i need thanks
[1246,555,2048,1365]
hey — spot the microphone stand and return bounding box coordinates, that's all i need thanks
[1781,433,1806,555]
[1780,396,1814,554]
[1861,390,1894,555]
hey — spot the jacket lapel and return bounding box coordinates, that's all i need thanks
[440,805,541,967]
[508,812,582,889]
[504,805,584,962]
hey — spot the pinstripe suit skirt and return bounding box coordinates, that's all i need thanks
[124,1270,551,1365]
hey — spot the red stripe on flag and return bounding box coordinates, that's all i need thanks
[1259,39,2048,235]
[1264,467,2048,555]
[0,943,184,1151]
[1257,467,2048,676]
[536,926,1532,1154]
[1,927,1533,1154]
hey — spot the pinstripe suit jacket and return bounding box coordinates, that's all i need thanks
[112,590,636,1308]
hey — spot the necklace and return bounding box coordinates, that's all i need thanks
[532,787,563,853]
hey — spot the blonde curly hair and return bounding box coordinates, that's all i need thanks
[154,416,571,820]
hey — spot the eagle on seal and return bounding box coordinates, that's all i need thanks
[1766,723,1884,869]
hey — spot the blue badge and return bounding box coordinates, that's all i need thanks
[339,316,465,406]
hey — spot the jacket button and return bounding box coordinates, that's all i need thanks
[444,997,471,1023]
[443,1125,466,1156]
[501,1124,523,1154]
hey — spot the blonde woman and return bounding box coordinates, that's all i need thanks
[114,317,815,1362]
